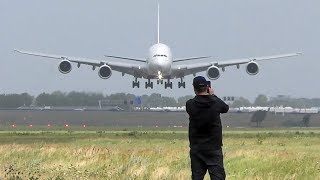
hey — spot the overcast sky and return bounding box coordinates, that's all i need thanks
[0,0,319,100]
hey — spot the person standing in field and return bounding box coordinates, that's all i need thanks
[186,76,229,180]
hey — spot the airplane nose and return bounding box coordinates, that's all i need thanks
[157,58,169,65]
[157,60,169,68]
[149,58,171,75]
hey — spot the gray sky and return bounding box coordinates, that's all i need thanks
[0,0,319,101]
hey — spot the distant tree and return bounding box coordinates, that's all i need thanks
[51,91,68,106]
[177,95,194,107]
[301,114,311,127]
[66,91,83,106]
[138,94,178,107]
[254,94,268,106]
[35,91,67,106]
[126,93,136,102]
[67,91,104,106]
[148,93,163,107]
[268,95,311,108]
[0,93,33,108]
[231,97,251,107]
[251,110,267,127]
[35,93,50,106]
[310,98,320,107]
[108,93,127,100]
[161,96,177,107]
[18,93,33,107]
[140,95,150,108]
[269,95,292,107]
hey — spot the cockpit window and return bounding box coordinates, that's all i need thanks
[153,54,167,57]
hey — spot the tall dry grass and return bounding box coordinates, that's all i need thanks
[0,130,319,179]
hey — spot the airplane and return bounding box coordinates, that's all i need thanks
[14,5,301,89]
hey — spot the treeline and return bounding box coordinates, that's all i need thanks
[1,92,320,108]
[36,91,105,106]
[0,91,193,108]
[232,94,320,108]
[0,93,33,108]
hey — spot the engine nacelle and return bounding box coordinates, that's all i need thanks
[246,61,259,75]
[206,66,220,80]
[58,60,72,74]
[98,65,112,79]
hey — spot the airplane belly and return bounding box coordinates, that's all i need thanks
[148,62,171,78]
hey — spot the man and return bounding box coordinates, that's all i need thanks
[186,76,229,180]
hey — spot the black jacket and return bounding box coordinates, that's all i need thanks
[186,95,229,150]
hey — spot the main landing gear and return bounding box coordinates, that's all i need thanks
[132,78,186,89]
[165,79,173,89]
[132,78,140,88]
[178,78,186,88]
[145,79,153,89]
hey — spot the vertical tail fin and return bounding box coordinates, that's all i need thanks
[157,3,160,44]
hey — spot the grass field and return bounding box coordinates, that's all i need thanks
[0,128,319,180]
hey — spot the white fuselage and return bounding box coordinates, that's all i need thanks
[146,43,172,79]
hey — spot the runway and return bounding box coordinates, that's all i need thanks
[0,110,319,128]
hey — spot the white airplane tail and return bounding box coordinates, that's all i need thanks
[157,3,160,44]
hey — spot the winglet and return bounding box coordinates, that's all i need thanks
[13,49,29,55]
[14,49,21,53]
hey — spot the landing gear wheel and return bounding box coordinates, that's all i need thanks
[145,80,153,89]
[165,81,173,89]
[132,81,140,88]
[178,82,186,88]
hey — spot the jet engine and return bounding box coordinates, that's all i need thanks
[246,61,259,75]
[58,60,72,74]
[98,65,112,79]
[206,66,220,80]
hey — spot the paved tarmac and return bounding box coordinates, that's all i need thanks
[0,110,319,128]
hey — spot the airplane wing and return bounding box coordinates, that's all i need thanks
[104,55,146,62]
[173,56,211,63]
[14,49,146,78]
[171,52,302,78]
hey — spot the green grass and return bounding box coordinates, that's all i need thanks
[0,129,319,179]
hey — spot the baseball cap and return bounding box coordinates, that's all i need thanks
[193,76,211,88]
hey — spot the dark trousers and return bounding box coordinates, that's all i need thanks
[190,148,226,180]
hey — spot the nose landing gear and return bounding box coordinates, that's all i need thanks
[157,79,164,84]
